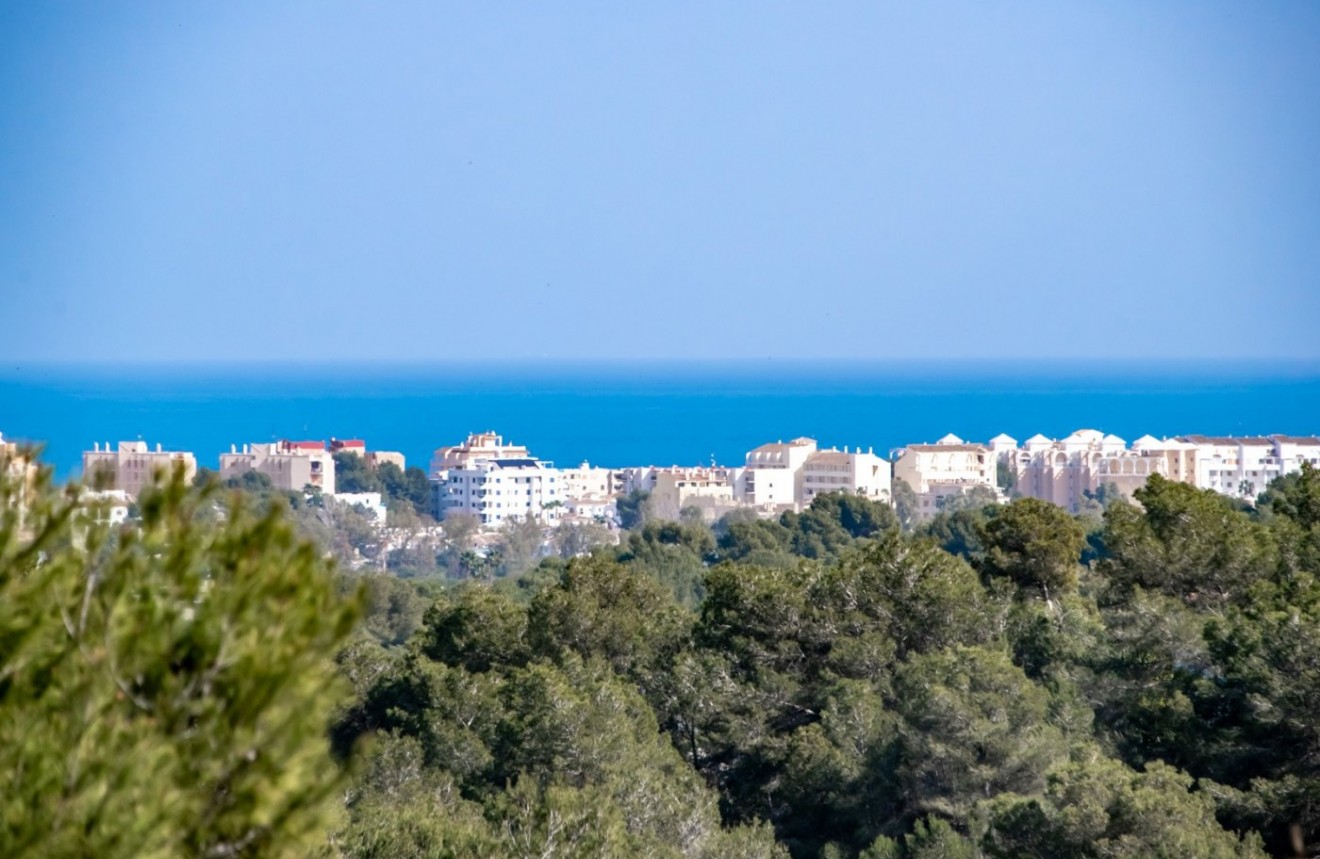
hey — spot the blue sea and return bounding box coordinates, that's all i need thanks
[1,361,1318,480]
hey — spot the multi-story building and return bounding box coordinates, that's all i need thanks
[738,437,819,509]
[1181,435,1320,499]
[560,462,614,500]
[893,434,997,519]
[559,461,618,524]
[430,432,562,527]
[650,467,738,521]
[429,431,530,479]
[800,446,891,505]
[988,430,1320,511]
[219,440,336,495]
[82,440,198,498]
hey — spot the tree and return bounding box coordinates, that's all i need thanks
[1258,461,1320,528]
[981,757,1267,858]
[334,451,382,494]
[617,489,653,530]
[891,479,920,533]
[0,461,360,859]
[439,511,481,577]
[1099,475,1277,606]
[893,646,1068,825]
[378,463,433,520]
[979,497,1086,598]
[937,484,999,513]
[554,520,612,558]
[495,514,547,578]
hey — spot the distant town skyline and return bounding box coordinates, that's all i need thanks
[2,2,1318,362]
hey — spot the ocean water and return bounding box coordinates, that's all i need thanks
[1,361,1318,479]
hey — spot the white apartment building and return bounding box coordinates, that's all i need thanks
[564,496,618,522]
[559,461,618,524]
[1181,435,1320,499]
[219,440,336,495]
[800,446,891,505]
[82,440,198,499]
[430,432,562,527]
[739,437,818,509]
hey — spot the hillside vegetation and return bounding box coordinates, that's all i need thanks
[4,451,1320,858]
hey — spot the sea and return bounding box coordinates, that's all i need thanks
[1,360,1318,480]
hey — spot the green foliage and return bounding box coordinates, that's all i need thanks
[616,520,714,607]
[333,451,382,494]
[529,556,689,684]
[19,444,1320,858]
[894,646,1068,823]
[891,478,920,533]
[1100,475,1277,606]
[917,506,994,564]
[980,497,1086,597]
[0,463,360,859]
[981,757,1267,858]
[618,489,653,530]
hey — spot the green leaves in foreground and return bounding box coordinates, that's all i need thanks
[0,465,360,859]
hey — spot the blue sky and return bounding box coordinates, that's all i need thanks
[1,2,1317,362]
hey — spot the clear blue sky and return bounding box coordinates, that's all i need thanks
[2,2,1317,362]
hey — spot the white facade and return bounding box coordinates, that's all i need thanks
[738,437,818,509]
[1182,435,1320,499]
[800,446,891,505]
[564,496,618,522]
[83,440,198,499]
[430,433,562,527]
[560,462,614,501]
[83,489,133,526]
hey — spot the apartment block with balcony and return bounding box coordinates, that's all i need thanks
[800,446,891,505]
[430,432,562,527]
[738,437,818,510]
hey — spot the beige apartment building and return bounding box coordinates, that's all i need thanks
[989,430,1318,512]
[893,434,997,519]
[219,440,336,495]
[429,431,531,478]
[82,440,198,498]
[650,467,737,521]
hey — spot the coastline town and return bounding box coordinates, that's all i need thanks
[6,427,1319,539]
